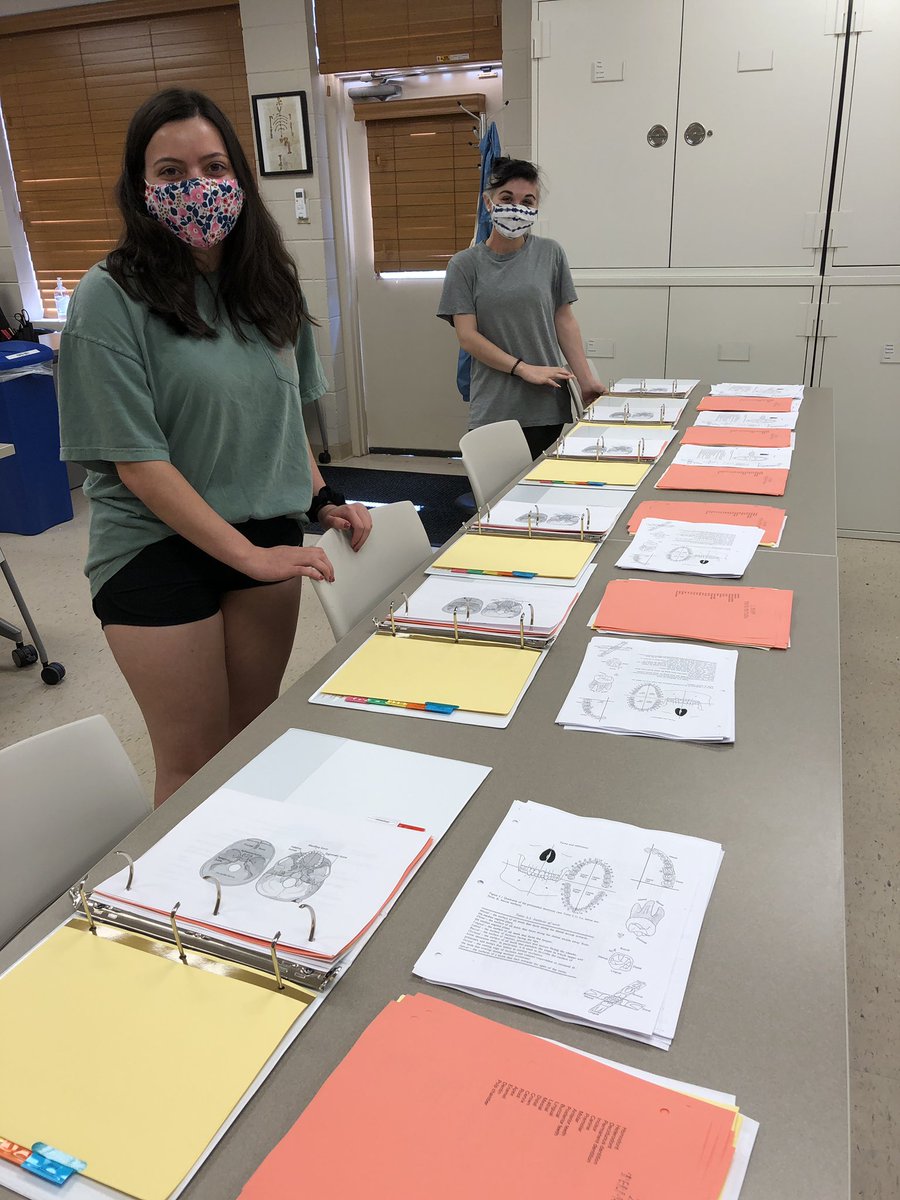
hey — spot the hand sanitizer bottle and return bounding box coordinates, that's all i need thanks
[54,277,70,319]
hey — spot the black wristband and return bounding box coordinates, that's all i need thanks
[510,357,523,376]
[307,483,347,523]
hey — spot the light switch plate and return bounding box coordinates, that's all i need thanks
[881,343,900,363]
[294,188,309,221]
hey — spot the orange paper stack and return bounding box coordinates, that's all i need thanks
[655,464,789,496]
[239,994,743,1200]
[697,394,795,413]
[627,500,787,547]
[681,426,793,447]
[591,578,793,649]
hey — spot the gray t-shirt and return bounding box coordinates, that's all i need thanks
[437,235,578,429]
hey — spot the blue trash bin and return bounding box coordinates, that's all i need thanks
[0,340,73,535]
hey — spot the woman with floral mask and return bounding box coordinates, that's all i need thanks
[438,157,604,457]
[58,89,371,806]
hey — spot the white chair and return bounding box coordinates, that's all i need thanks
[312,500,432,641]
[459,420,532,510]
[0,715,151,947]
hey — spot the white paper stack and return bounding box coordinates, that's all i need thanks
[694,410,798,430]
[672,443,794,471]
[380,573,584,641]
[478,495,628,539]
[583,397,688,425]
[615,517,764,577]
[415,800,724,1049]
[94,791,432,968]
[558,423,675,462]
[711,381,803,402]
[613,377,700,396]
[557,636,737,742]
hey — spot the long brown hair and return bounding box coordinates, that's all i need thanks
[106,88,313,345]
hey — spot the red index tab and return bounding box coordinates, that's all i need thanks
[0,1139,30,1166]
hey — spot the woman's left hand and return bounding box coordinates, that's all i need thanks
[319,502,373,551]
[579,379,607,404]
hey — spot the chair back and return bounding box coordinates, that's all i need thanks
[312,500,432,641]
[0,715,151,947]
[459,420,532,509]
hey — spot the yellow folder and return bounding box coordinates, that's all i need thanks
[321,633,541,715]
[0,924,302,1200]
[431,533,595,579]
[522,459,650,487]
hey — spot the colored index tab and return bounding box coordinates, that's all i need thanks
[21,1151,75,1186]
[0,1139,30,1166]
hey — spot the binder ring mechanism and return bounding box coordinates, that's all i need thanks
[70,873,325,991]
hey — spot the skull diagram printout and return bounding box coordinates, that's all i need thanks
[93,789,432,962]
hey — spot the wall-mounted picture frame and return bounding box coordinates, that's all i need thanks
[252,91,313,176]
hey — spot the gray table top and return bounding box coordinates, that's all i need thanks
[0,387,846,1200]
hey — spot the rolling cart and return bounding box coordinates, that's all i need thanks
[0,542,65,685]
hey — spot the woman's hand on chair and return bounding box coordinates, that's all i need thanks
[242,544,336,583]
[516,363,575,389]
[319,502,373,551]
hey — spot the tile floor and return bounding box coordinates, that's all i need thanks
[0,459,897,1198]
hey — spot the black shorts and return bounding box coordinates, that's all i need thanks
[92,516,304,628]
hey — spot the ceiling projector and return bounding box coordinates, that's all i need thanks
[348,80,403,101]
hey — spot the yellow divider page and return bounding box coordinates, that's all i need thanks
[523,459,650,487]
[322,634,541,715]
[0,925,300,1200]
[431,534,595,579]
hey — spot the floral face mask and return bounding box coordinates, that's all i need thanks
[144,177,245,248]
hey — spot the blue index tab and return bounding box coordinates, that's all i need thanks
[22,1143,87,1186]
[424,701,458,714]
[511,570,537,578]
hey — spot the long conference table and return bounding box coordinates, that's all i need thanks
[0,386,848,1200]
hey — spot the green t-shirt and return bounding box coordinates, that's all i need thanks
[58,263,327,596]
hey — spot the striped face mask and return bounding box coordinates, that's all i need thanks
[488,202,538,239]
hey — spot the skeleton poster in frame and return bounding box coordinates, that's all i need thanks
[252,91,313,176]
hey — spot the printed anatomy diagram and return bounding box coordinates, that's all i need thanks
[200,840,332,904]
[501,847,614,912]
[442,596,524,619]
[583,981,648,1017]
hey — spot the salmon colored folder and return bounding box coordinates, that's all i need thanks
[627,500,787,547]
[591,578,793,649]
[681,426,793,448]
[239,994,739,1200]
[655,464,789,496]
[697,395,794,413]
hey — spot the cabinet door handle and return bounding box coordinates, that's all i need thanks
[683,121,709,145]
[647,123,668,148]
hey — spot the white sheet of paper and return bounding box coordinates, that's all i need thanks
[559,425,674,460]
[673,443,794,471]
[616,518,764,577]
[710,382,803,400]
[483,496,628,537]
[694,410,798,430]
[556,636,737,742]
[415,800,723,1041]
[583,398,687,425]
[386,573,581,637]
[94,791,430,961]
[613,378,700,395]
[552,1041,759,1199]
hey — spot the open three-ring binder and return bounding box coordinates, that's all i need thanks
[0,729,490,1200]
